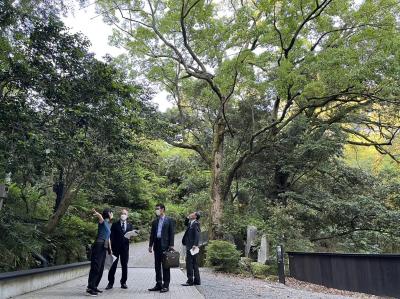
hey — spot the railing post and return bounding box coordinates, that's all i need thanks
[276,245,285,284]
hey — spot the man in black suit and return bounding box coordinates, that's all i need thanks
[148,203,175,293]
[106,209,134,290]
[182,211,201,286]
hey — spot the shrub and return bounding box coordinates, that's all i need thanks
[250,262,278,279]
[205,240,241,272]
[266,275,278,282]
[239,257,253,273]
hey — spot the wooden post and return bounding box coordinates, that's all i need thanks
[277,245,285,284]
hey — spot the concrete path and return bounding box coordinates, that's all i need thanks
[15,268,203,299]
[15,232,203,299]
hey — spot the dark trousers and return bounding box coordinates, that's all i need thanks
[87,242,106,290]
[154,238,170,288]
[108,249,129,285]
[186,249,201,284]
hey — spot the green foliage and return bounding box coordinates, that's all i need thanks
[250,262,277,279]
[0,2,159,271]
[0,210,46,272]
[49,214,96,264]
[2,0,400,273]
[205,240,241,272]
[97,0,400,240]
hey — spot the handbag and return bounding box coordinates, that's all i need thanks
[163,249,180,268]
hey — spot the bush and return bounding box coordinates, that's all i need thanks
[266,275,278,282]
[250,262,278,279]
[238,257,253,272]
[250,262,269,278]
[205,240,241,272]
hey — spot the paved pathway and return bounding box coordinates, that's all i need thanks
[15,268,203,299]
[15,232,202,299]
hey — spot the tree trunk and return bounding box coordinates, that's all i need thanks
[272,166,290,206]
[53,168,64,212]
[209,118,225,240]
[45,180,82,234]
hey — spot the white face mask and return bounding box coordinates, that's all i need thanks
[120,214,128,221]
[155,209,161,216]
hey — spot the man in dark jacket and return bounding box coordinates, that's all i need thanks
[106,209,134,290]
[182,211,201,286]
[148,203,175,293]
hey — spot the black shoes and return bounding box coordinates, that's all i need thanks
[94,288,103,293]
[160,287,169,293]
[181,282,194,286]
[86,289,98,296]
[182,280,201,286]
[148,285,169,293]
[105,283,127,290]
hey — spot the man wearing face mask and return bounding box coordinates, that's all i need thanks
[182,211,201,286]
[106,209,134,290]
[148,203,175,293]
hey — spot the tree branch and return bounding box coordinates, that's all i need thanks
[166,140,211,165]
[311,227,393,242]
[285,0,333,58]
[180,0,207,72]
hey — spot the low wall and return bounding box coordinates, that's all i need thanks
[0,261,90,299]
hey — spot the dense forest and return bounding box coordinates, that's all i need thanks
[1,0,399,272]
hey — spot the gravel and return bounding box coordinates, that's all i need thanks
[195,268,388,299]
[128,234,389,299]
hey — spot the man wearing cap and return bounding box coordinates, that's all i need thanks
[182,211,201,286]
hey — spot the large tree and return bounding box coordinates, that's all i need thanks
[95,0,400,238]
[0,3,151,231]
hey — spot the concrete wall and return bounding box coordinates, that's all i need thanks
[0,262,90,299]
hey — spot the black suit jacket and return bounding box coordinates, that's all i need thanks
[149,216,175,251]
[182,219,200,249]
[110,221,133,255]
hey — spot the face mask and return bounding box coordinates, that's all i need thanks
[155,209,161,216]
[120,214,127,221]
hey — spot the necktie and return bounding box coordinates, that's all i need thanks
[122,222,125,233]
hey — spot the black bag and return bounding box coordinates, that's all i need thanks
[163,249,180,268]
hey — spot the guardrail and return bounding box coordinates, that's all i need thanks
[287,251,400,298]
[0,261,90,299]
